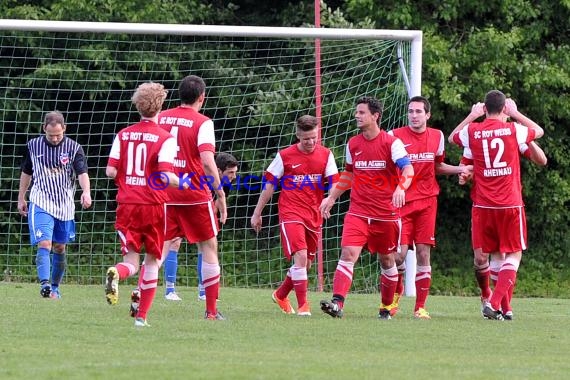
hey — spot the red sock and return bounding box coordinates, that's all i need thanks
[490,270,517,310]
[502,278,516,312]
[475,265,491,299]
[507,278,516,302]
[276,273,294,300]
[332,260,354,309]
[205,281,219,314]
[137,284,157,320]
[202,262,221,315]
[380,267,398,307]
[414,265,431,311]
[116,262,134,280]
[293,279,308,307]
[290,266,308,307]
[136,262,158,320]
[396,272,404,295]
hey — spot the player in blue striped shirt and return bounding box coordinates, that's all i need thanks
[18,111,92,299]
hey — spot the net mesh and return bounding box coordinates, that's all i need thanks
[0,28,413,292]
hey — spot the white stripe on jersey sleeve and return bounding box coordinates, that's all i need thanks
[391,138,408,163]
[436,130,445,156]
[345,143,353,165]
[266,152,284,178]
[325,151,339,176]
[109,135,121,160]
[463,146,473,159]
[158,137,177,164]
[197,119,215,147]
[514,122,530,144]
[458,125,470,148]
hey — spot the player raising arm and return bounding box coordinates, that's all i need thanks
[449,90,543,320]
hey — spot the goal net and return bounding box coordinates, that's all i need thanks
[0,20,422,293]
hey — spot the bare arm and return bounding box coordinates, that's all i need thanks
[319,171,353,219]
[77,172,92,209]
[201,150,227,224]
[448,102,485,144]
[106,166,117,179]
[504,99,544,139]
[435,162,467,176]
[392,164,414,208]
[526,141,548,166]
[17,172,32,216]
[250,182,276,233]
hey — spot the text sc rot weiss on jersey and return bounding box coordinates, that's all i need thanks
[133,172,415,191]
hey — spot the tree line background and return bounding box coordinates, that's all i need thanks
[0,0,568,296]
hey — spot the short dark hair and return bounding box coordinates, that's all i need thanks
[216,152,238,172]
[179,75,206,105]
[484,90,506,115]
[296,115,318,132]
[408,96,431,113]
[44,110,65,127]
[356,96,383,116]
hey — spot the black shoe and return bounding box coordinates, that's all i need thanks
[378,309,392,320]
[320,300,343,318]
[482,305,504,321]
[205,311,225,320]
[40,285,51,298]
[503,311,513,321]
[129,289,140,318]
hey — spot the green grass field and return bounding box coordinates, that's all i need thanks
[2,283,570,379]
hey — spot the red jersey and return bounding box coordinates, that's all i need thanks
[390,126,445,201]
[265,144,339,230]
[346,130,408,220]
[158,106,215,204]
[453,119,536,207]
[462,143,534,203]
[107,120,176,205]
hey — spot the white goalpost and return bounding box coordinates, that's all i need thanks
[0,19,421,295]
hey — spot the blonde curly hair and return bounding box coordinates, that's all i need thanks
[132,82,168,117]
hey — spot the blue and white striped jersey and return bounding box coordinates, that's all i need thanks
[21,136,88,220]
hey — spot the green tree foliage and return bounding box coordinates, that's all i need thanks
[1,0,568,294]
[344,0,570,273]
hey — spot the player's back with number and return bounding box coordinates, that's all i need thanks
[158,106,213,204]
[109,121,175,205]
[465,119,529,207]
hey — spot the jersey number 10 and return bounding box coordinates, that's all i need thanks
[126,142,148,176]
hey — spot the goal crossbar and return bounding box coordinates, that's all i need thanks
[1,19,422,294]
[0,19,422,97]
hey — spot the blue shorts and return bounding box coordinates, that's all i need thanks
[28,203,76,245]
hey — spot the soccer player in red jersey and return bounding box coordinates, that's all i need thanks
[161,152,238,302]
[387,96,467,319]
[105,82,180,327]
[157,75,227,320]
[319,96,414,319]
[449,90,544,320]
[251,115,339,316]
[461,141,547,320]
